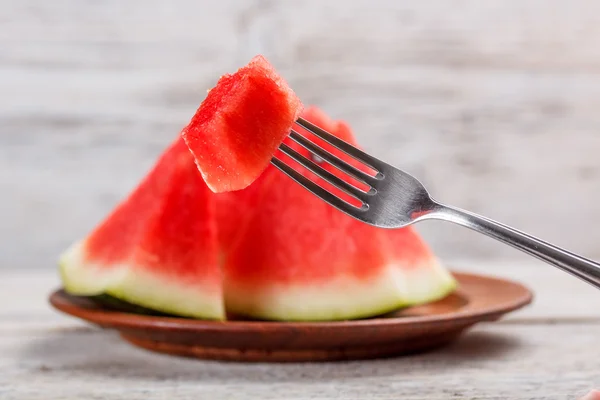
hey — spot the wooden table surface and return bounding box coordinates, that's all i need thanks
[2,262,599,399]
[5,1,600,399]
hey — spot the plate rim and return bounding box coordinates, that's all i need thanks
[49,270,533,331]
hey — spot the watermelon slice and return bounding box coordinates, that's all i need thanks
[58,107,455,321]
[182,55,303,193]
[222,106,457,321]
[58,52,455,321]
[59,139,224,320]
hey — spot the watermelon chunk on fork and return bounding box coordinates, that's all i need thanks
[182,55,303,193]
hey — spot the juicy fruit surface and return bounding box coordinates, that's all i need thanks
[59,97,455,321]
[223,106,456,320]
[182,55,303,193]
[59,139,224,320]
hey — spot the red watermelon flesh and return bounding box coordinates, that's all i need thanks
[182,55,303,193]
[214,171,273,254]
[59,139,224,319]
[223,107,456,321]
[58,100,455,320]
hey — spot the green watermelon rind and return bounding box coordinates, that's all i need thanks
[59,241,225,320]
[60,241,456,322]
[89,294,173,316]
[224,258,457,322]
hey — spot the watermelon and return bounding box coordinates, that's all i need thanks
[222,106,456,321]
[182,55,303,193]
[59,139,224,320]
[58,54,456,321]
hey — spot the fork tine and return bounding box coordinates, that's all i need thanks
[270,158,368,215]
[289,130,377,186]
[278,143,374,202]
[296,117,386,175]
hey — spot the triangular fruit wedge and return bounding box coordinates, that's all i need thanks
[223,106,457,321]
[59,139,224,319]
[182,55,303,193]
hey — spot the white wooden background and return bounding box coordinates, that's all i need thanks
[3,0,600,270]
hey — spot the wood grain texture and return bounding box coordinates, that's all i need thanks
[4,0,600,270]
[0,265,599,399]
[1,324,598,399]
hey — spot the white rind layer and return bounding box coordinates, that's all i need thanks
[225,257,457,321]
[60,240,456,322]
[59,240,225,320]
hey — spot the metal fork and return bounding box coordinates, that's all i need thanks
[271,117,600,290]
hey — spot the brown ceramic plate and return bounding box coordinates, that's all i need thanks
[49,271,532,362]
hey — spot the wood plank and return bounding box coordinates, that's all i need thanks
[4,1,600,271]
[5,2,600,397]
[455,261,600,322]
[2,263,600,328]
[0,323,598,399]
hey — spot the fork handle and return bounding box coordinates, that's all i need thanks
[432,203,600,289]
